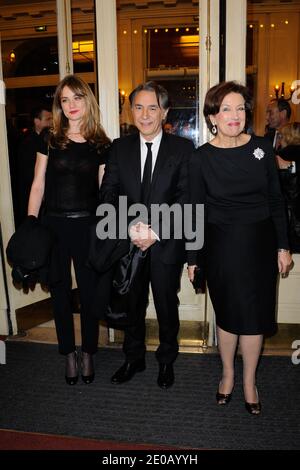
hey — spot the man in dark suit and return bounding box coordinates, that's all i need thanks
[16,106,52,225]
[265,98,291,149]
[99,81,194,388]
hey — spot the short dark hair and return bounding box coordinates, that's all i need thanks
[30,106,51,121]
[277,98,292,119]
[129,81,170,110]
[203,81,253,133]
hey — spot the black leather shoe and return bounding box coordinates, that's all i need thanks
[157,363,174,389]
[65,351,78,385]
[81,351,95,384]
[111,359,146,384]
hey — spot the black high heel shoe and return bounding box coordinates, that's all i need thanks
[244,386,261,415]
[65,351,78,385]
[245,401,261,415]
[216,382,233,405]
[81,351,95,384]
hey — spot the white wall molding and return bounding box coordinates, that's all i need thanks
[226,0,247,83]
[56,0,74,78]
[95,0,120,140]
[199,0,220,145]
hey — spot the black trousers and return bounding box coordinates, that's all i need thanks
[123,251,182,364]
[43,216,99,355]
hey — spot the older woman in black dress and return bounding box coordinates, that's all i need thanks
[188,81,292,415]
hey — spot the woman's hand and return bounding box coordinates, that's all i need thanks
[188,265,197,282]
[276,155,291,170]
[278,250,293,278]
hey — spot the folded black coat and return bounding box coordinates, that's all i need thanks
[6,215,57,287]
[88,223,130,273]
[105,244,148,328]
[89,228,148,329]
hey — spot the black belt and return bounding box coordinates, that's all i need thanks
[46,211,92,218]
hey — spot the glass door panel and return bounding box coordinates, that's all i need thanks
[247,1,300,135]
[117,2,199,145]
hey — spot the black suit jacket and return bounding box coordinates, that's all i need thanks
[264,128,276,147]
[99,132,194,265]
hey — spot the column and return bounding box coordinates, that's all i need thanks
[226,0,247,83]
[56,0,74,78]
[95,0,119,140]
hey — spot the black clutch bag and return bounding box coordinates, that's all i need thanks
[191,266,206,294]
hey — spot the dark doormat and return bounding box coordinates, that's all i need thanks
[0,341,299,450]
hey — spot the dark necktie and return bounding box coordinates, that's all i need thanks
[141,142,153,205]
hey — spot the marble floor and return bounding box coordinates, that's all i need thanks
[10,295,300,356]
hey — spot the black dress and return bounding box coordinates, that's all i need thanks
[189,135,289,335]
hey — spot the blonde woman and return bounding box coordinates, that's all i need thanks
[28,75,110,385]
[276,122,300,252]
[276,122,300,170]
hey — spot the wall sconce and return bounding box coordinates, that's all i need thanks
[274,82,294,100]
[35,25,47,32]
[9,50,16,63]
[274,84,280,99]
[119,89,126,114]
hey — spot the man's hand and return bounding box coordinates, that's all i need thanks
[187,265,197,282]
[130,222,157,251]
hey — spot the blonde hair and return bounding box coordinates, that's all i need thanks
[50,74,110,149]
[280,122,300,147]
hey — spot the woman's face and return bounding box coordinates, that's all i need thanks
[210,92,246,138]
[60,86,86,123]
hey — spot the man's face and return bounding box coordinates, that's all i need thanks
[163,123,173,134]
[266,102,284,129]
[35,110,52,134]
[131,90,167,141]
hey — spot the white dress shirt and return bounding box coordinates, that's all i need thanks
[273,130,279,149]
[137,130,163,241]
[140,130,163,181]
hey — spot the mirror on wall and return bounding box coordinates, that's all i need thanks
[117,1,199,145]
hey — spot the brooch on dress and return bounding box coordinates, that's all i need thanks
[253,147,265,160]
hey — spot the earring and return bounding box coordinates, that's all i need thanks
[211,124,217,135]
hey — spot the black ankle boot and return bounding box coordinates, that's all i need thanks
[65,351,78,385]
[81,351,95,384]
